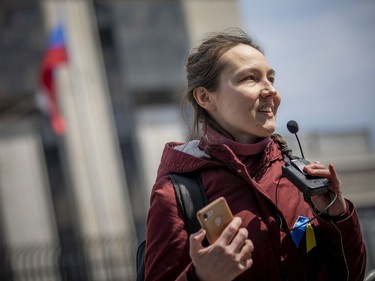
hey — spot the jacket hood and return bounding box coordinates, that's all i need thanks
[157,140,221,176]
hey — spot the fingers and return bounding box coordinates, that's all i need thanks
[235,232,254,271]
[239,239,254,270]
[304,161,332,179]
[220,217,254,268]
[305,162,326,172]
[304,162,342,192]
[328,164,340,186]
[219,217,243,245]
[327,164,345,198]
[240,255,253,270]
[238,238,253,260]
[190,217,254,280]
[230,227,250,252]
[189,228,206,256]
[219,217,253,253]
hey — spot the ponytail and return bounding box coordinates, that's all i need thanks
[271,133,297,159]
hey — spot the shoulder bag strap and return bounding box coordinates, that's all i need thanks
[169,173,208,236]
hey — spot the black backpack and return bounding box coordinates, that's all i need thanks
[136,173,208,281]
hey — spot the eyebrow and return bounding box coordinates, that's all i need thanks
[234,67,276,77]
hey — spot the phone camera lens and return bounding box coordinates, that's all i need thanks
[203,213,208,221]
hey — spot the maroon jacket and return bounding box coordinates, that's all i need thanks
[145,129,366,281]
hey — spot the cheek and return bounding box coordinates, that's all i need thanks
[274,95,282,113]
[246,100,259,114]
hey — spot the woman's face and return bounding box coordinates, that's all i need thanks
[208,44,281,144]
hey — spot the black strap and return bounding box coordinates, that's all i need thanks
[169,173,208,236]
[137,173,208,281]
[136,240,145,281]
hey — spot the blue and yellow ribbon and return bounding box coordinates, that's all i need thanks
[291,216,316,253]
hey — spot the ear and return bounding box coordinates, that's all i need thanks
[193,87,217,112]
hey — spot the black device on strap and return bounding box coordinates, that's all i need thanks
[136,173,208,281]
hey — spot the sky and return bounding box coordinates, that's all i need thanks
[238,0,375,148]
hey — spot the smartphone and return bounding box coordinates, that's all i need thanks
[196,197,233,244]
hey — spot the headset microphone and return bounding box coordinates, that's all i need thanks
[287,120,305,158]
[282,120,329,196]
[286,120,299,134]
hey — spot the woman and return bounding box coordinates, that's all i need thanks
[144,29,366,281]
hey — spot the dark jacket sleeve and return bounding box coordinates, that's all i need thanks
[145,176,195,281]
[317,200,367,281]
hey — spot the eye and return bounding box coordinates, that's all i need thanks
[242,74,256,82]
[268,76,275,84]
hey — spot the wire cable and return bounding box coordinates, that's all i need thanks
[275,176,338,232]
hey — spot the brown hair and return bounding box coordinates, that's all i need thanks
[182,28,264,139]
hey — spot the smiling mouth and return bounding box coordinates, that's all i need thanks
[258,106,274,117]
[259,107,272,113]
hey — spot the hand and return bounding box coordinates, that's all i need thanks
[304,162,347,217]
[189,217,253,281]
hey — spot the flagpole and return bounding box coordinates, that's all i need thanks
[40,0,136,243]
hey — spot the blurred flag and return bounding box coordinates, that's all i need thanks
[38,23,68,135]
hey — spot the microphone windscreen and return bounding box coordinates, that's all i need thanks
[287,120,299,134]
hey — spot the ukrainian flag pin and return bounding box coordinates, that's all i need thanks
[291,216,316,253]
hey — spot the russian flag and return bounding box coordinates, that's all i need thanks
[39,23,68,135]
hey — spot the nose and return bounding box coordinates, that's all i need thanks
[260,81,278,98]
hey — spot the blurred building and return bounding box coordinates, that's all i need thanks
[0,0,374,280]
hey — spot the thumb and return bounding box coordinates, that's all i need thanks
[328,164,341,192]
[189,228,206,253]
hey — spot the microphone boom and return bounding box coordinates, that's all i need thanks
[287,120,305,158]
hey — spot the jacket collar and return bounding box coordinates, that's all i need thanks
[200,125,271,157]
[158,126,283,175]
